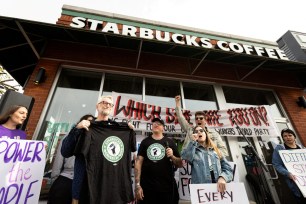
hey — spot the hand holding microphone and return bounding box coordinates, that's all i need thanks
[165,141,173,161]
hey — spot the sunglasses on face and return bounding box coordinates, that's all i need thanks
[194,129,204,134]
[196,117,204,120]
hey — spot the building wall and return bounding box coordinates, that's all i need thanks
[23,59,61,139]
[275,88,306,144]
[23,41,306,145]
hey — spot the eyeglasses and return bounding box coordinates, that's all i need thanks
[196,117,204,120]
[194,129,204,134]
[100,101,114,107]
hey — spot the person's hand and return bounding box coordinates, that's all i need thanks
[166,147,174,158]
[128,122,135,130]
[76,120,91,131]
[288,173,297,180]
[175,95,181,107]
[135,186,144,200]
[192,133,198,141]
[217,177,226,193]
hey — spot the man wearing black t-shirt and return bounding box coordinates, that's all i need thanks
[134,118,183,204]
[62,95,136,204]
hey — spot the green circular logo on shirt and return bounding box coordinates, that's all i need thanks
[147,143,165,161]
[102,136,124,163]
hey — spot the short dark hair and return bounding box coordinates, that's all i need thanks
[195,111,205,117]
[281,128,296,138]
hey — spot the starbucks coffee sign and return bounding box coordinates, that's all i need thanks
[70,16,289,61]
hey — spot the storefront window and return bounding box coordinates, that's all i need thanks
[222,86,283,118]
[145,78,180,107]
[39,69,102,167]
[182,82,217,110]
[102,73,143,100]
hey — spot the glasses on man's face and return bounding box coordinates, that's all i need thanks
[194,129,204,134]
[196,117,204,120]
[100,101,114,107]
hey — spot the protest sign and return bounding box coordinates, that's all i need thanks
[190,183,248,203]
[0,139,46,204]
[178,162,239,200]
[111,92,279,137]
[279,149,306,197]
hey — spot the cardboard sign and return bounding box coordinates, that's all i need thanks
[0,139,46,204]
[111,92,279,137]
[178,162,239,200]
[190,183,249,204]
[279,149,306,197]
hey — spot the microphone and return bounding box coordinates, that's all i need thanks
[165,141,170,149]
[165,141,172,162]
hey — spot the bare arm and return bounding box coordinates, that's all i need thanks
[171,154,183,168]
[134,155,144,200]
[166,147,183,168]
[175,95,191,132]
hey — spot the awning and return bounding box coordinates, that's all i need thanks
[1,16,306,87]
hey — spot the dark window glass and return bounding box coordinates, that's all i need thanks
[57,69,102,90]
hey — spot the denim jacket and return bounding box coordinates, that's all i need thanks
[175,107,228,156]
[181,140,233,184]
[272,144,304,197]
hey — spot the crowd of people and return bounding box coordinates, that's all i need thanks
[0,95,305,203]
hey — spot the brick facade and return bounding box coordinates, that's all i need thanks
[22,40,306,145]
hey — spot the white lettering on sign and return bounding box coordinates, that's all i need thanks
[69,17,289,60]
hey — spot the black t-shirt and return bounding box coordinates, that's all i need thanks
[76,120,136,204]
[284,143,301,150]
[138,136,180,192]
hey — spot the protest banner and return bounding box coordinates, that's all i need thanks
[279,149,306,197]
[111,92,279,137]
[178,162,239,200]
[190,183,248,203]
[0,139,46,204]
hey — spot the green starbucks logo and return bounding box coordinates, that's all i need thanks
[102,136,124,163]
[147,143,165,161]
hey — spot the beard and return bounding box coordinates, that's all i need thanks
[100,108,111,116]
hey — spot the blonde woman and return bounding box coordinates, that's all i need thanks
[181,126,232,193]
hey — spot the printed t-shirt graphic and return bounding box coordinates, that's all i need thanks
[147,143,165,161]
[0,125,26,139]
[138,136,180,192]
[76,120,136,204]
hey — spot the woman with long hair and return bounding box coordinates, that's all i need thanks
[0,105,28,139]
[48,114,95,204]
[181,125,233,193]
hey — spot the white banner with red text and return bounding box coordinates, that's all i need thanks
[111,92,280,137]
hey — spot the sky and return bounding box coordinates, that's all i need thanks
[1,0,306,42]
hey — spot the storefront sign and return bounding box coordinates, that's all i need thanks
[190,183,249,204]
[279,149,306,197]
[111,92,279,137]
[69,16,288,61]
[0,139,46,204]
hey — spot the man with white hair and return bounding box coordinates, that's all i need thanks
[62,95,136,204]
